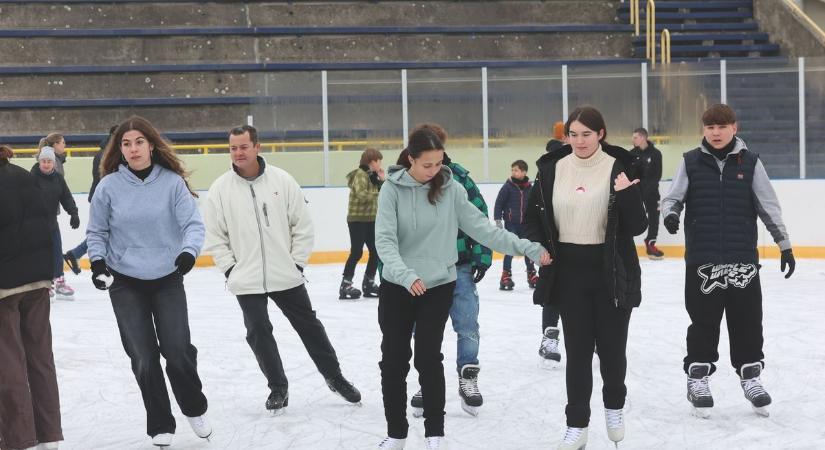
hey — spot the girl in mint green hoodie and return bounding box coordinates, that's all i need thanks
[374,128,550,449]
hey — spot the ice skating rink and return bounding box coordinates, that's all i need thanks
[50,258,825,449]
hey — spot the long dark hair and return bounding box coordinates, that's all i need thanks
[564,106,608,144]
[100,116,197,197]
[397,128,446,205]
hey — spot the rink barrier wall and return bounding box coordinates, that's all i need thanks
[55,179,825,273]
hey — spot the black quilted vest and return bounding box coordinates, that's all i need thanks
[683,147,759,265]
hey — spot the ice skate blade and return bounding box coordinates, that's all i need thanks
[460,400,480,417]
[691,406,711,419]
[338,296,361,301]
[499,286,513,291]
[753,405,769,417]
[56,295,75,301]
[270,407,286,416]
[412,407,424,418]
[647,255,664,261]
[539,357,560,370]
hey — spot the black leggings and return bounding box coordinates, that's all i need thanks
[343,221,378,280]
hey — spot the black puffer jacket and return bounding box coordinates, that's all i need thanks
[0,161,54,289]
[524,143,648,309]
[30,165,77,231]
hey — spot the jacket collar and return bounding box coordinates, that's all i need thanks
[232,155,266,180]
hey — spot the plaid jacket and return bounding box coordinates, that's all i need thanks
[448,162,493,269]
[346,166,381,222]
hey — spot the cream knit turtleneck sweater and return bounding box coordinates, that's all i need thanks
[552,146,615,244]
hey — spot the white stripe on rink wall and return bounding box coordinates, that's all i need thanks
[59,179,825,255]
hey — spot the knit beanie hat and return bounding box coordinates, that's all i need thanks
[38,146,56,162]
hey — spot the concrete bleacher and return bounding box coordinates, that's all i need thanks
[0,0,637,145]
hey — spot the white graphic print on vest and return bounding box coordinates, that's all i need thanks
[697,263,758,294]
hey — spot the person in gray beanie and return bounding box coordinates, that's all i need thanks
[30,146,79,300]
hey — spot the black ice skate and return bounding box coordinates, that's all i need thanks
[538,326,562,369]
[458,364,483,416]
[410,389,424,418]
[339,277,362,300]
[362,278,379,298]
[499,270,514,291]
[326,374,362,404]
[265,390,288,415]
[687,362,714,418]
[740,362,771,417]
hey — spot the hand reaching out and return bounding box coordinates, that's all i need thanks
[614,172,640,191]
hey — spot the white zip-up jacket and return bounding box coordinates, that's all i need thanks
[204,158,313,295]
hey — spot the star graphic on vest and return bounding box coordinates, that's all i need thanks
[575,186,586,194]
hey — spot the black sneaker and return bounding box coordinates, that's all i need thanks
[326,374,361,403]
[63,252,81,275]
[265,390,288,413]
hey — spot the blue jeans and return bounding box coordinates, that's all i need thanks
[50,229,63,278]
[68,239,88,260]
[503,222,535,272]
[450,264,480,374]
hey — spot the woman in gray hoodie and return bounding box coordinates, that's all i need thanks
[86,116,210,448]
[374,128,551,449]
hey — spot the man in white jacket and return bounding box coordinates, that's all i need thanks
[203,125,361,414]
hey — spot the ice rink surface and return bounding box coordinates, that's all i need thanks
[50,258,825,449]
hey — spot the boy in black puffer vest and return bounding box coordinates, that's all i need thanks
[662,104,795,418]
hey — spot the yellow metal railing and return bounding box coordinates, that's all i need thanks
[661,28,671,65]
[631,0,640,36]
[11,138,503,157]
[647,0,657,69]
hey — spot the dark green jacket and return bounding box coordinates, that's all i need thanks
[448,162,492,269]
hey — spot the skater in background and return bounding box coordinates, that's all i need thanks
[87,116,211,447]
[403,123,493,419]
[0,145,63,450]
[204,125,361,416]
[630,127,665,259]
[525,106,647,449]
[537,122,567,369]
[30,147,79,301]
[63,125,118,275]
[375,127,551,449]
[340,147,385,300]
[545,120,567,153]
[34,133,67,176]
[662,104,795,418]
[494,159,537,291]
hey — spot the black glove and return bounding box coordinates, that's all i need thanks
[781,249,795,279]
[175,252,196,276]
[70,214,80,229]
[90,259,111,290]
[296,264,304,273]
[224,266,233,279]
[472,266,487,283]
[664,213,680,234]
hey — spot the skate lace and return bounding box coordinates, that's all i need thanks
[562,427,585,444]
[379,437,403,449]
[459,376,480,396]
[688,376,711,397]
[605,409,624,429]
[425,436,443,449]
[541,337,559,354]
[741,376,766,399]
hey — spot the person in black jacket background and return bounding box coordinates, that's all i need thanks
[63,125,118,275]
[630,127,664,259]
[0,144,64,450]
[31,148,79,300]
[525,106,647,450]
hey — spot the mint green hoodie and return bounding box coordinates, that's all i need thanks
[376,165,545,290]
